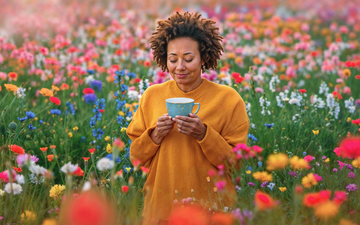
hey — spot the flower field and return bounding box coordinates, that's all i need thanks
[1,0,360,224]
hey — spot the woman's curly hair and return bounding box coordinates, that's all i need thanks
[149,11,224,73]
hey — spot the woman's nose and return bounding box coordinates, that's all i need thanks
[176,59,185,70]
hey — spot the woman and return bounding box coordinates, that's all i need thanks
[126,11,249,225]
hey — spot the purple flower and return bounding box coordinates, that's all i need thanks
[261,181,268,188]
[248,182,255,186]
[346,183,358,192]
[349,172,355,178]
[347,164,354,171]
[288,171,298,177]
[321,156,327,160]
[333,168,338,173]
[316,162,320,166]
[84,93,97,104]
[30,155,39,163]
[90,80,102,91]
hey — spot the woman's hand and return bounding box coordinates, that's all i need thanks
[173,113,207,141]
[150,113,176,145]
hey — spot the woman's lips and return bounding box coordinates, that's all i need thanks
[176,74,188,78]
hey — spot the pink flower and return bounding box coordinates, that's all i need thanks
[255,87,264,93]
[338,161,347,170]
[208,169,215,177]
[215,181,226,191]
[304,155,315,162]
[349,172,355,178]
[313,174,322,182]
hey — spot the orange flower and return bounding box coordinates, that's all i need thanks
[168,205,208,225]
[314,201,339,220]
[8,72,18,81]
[4,84,19,92]
[83,157,90,161]
[13,166,22,172]
[211,212,234,225]
[49,97,61,105]
[40,147,48,152]
[47,154,54,162]
[60,83,69,90]
[254,190,277,211]
[50,145,56,149]
[8,144,25,154]
[302,173,318,188]
[39,88,54,97]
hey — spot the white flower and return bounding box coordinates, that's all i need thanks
[16,174,25,184]
[84,75,95,85]
[60,162,78,174]
[82,181,91,191]
[4,183,22,195]
[29,164,47,175]
[96,158,114,171]
[283,97,290,102]
[15,87,26,99]
[0,189,5,196]
[289,98,300,105]
[29,174,45,184]
[127,90,139,101]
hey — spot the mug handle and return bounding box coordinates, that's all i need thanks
[193,103,200,114]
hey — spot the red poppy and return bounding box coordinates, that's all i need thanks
[144,60,151,67]
[47,154,54,162]
[211,212,234,225]
[73,167,84,176]
[352,119,360,125]
[8,72,18,81]
[254,190,277,210]
[168,205,208,225]
[345,61,355,67]
[338,137,360,159]
[40,147,48,152]
[134,78,141,83]
[299,89,307,94]
[50,97,61,105]
[122,185,129,193]
[83,157,90,161]
[99,109,104,113]
[303,190,331,207]
[88,148,95,154]
[355,75,360,79]
[8,144,25,154]
[332,91,342,100]
[83,88,95,94]
[13,166,22,173]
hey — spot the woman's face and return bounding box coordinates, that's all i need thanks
[167,37,204,89]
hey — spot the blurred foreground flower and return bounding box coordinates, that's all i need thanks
[254,190,278,211]
[58,190,116,225]
[266,153,288,171]
[302,173,318,188]
[335,137,360,159]
[168,205,208,225]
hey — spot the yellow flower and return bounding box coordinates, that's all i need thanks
[72,126,79,131]
[119,111,125,116]
[4,84,18,92]
[312,130,319,135]
[352,157,360,168]
[125,167,132,173]
[314,201,339,220]
[39,88,54,97]
[279,187,287,192]
[245,170,251,174]
[106,143,112,153]
[104,136,110,142]
[42,218,57,225]
[49,184,65,199]
[121,127,127,133]
[68,132,73,138]
[302,173,318,188]
[218,73,227,79]
[252,171,273,182]
[347,117,352,122]
[339,219,358,225]
[51,85,60,91]
[325,158,330,163]
[266,153,289,171]
[21,210,36,222]
[289,156,309,170]
[342,68,351,77]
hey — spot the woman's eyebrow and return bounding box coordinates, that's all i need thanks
[168,52,195,56]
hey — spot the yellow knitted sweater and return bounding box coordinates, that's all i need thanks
[126,78,249,223]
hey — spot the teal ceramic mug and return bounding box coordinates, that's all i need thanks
[165,98,200,118]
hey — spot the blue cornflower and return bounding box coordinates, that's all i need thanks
[121,84,128,93]
[97,98,105,110]
[50,109,61,115]
[264,123,274,128]
[18,117,27,122]
[92,128,104,140]
[90,80,102,91]
[116,99,126,111]
[25,111,36,119]
[258,161,263,167]
[28,124,36,130]
[80,136,86,143]
[39,120,44,124]
[127,72,136,79]
[267,182,275,191]
[303,152,307,156]
[247,134,257,141]
[117,115,124,124]
[124,147,130,159]
[87,69,95,74]
[115,70,125,78]
[93,107,102,121]
[105,153,121,163]
[90,117,96,127]
[65,101,75,115]
[84,93,97,104]
[96,145,101,149]
[248,166,252,172]
[126,111,132,117]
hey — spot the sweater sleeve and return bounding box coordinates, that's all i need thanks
[197,99,250,169]
[126,94,160,167]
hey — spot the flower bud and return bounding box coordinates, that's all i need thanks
[8,122,17,131]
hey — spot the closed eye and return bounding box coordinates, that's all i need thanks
[169,59,193,63]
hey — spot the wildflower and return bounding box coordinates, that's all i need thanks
[206,177,210,183]
[140,166,149,176]
[288,171,298,177]
[215,181,227,191]
[68,132,73,138]
[349,172,355,178]
[254,190,277,211]
[113,138,125,151]
[92,128,104,139]
[88,148,95,154]
[332,91,342,100]
[314,201,339,220]
[304,155,315,162]
[105,153,121,163]
[290,156,309,170]
[264,123,274,128]
[312,130,319,135]
[84,93,97,104]
[8,72,18,81]
[15,87,26,98]
[261,181,268,188]
[333,168,338,173]
[122,185,129,193]
[325,158,330,163]
[168,205,208,225]
[50,145,56,149]
[247,134,257,141]
[104,136,110,142]
[289,98,300,105]
[8,144,25,154]
[125,167,132,173]
[90,80,102,91]
[303,192,329,207]
[73,167,84,176]
[40,147,48,152]
[302,173,318,188]
[258,161,263,167]
[313,174,323,182]
[338,160,347,170]
[60,162,78,174]
[20,210,36,222]
[337,137,360,159]
[352,119,360,125]
[0,170,17,183]
[83,157,90,162]
[252,171,273,182]
[4,84,18,92]
[248,182,255,186]
[266,153,289,171]
[39,88,53,97]
[333,191,347,205]
[16,154,30,166]
[342,68,351,77]
[49,184,65,199]
[279,187,287,192]
[96,158,114,171]
[299,89,307,94]
[345,183,358,192]
[339,219,358,225]
[83,88,95,94]
[245,170,251,174]
[49,96,61,105]
[47,154,54,162]
[50,109,61,115]
[267,182,275,190]
[352,157,360,168]
[4,183,22,195]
